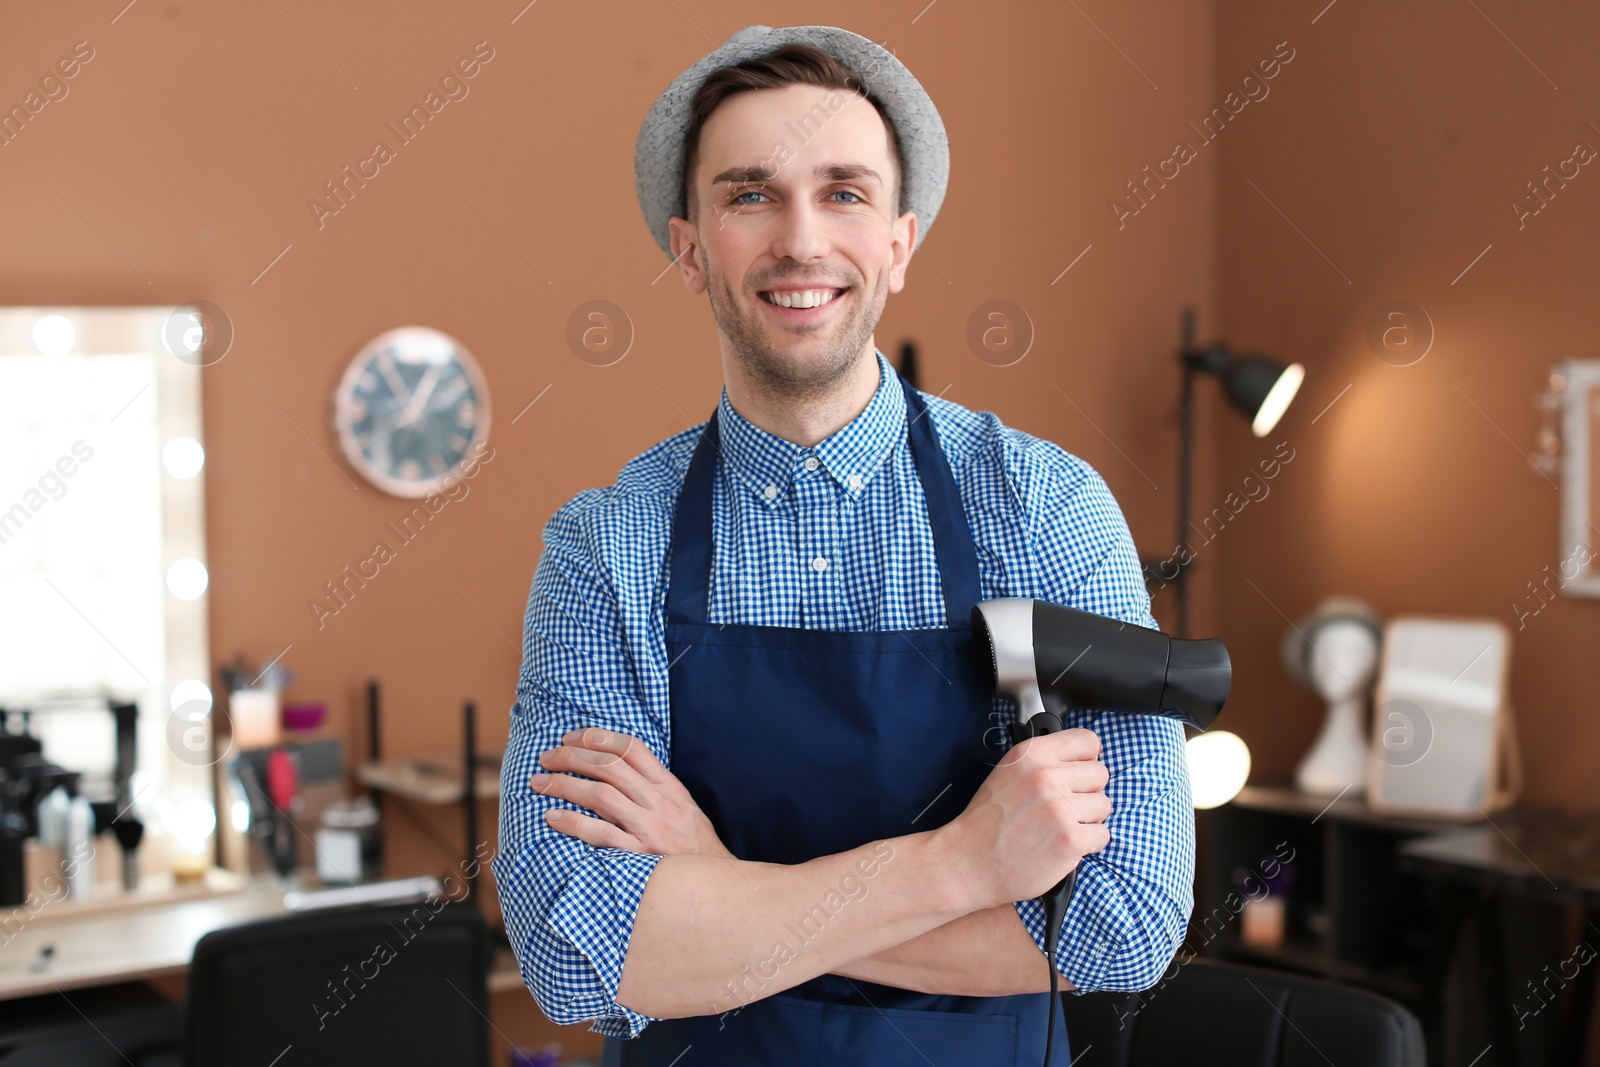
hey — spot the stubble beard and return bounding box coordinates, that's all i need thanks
[702,246,886,404]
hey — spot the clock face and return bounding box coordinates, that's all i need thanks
[333,327,490,497]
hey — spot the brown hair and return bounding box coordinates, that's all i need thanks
[681,44,904,223]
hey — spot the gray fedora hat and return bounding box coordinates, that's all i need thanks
[634,25,949,260]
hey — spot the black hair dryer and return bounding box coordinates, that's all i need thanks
[971,598,1232,1064]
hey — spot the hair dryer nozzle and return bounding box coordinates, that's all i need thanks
[1160,636,1230,731]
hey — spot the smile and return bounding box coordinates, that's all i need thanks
[758,288,845,310]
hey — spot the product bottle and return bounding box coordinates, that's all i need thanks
[63,795,95,899]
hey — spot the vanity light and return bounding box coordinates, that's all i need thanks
[169,678,213,717]
[166,558,209,600]
[162,437,205,479]
[32,314,75,357]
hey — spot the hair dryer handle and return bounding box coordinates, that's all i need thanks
[1005,713,1081,940]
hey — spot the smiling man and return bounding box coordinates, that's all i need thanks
[492,25,1194,1067]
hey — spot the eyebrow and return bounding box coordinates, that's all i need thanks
[710,163,884,186]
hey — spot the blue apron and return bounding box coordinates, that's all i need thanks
[603,370,1071,1067]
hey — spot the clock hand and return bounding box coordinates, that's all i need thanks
[397,363,444,427]
[376,352,413,412]
[433,376,469,410]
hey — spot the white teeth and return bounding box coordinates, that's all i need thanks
[763,289,840,309]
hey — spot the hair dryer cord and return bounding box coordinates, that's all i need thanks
[1007,712,1081,1066]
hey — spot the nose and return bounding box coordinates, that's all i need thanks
[769,196,831,263]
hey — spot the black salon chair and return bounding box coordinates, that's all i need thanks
[0,984,180,1065]
[0,901,489,1067]
[183,900,490,1066]
[1060,958,1425,1067]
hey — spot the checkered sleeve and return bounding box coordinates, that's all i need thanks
[1006,447,1196,994]
[491,490,666,1039]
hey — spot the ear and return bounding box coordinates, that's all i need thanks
[667,216,706,295]
[885,209,918,294]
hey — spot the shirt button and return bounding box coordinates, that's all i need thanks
[847,474,863,490]
[811,556,828,572]
[803,456,819,471]
[763,484,778,501]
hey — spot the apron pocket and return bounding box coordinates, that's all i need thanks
[817,1001,1019,1067]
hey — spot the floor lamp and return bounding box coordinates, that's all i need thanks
[1174,308,1305,637]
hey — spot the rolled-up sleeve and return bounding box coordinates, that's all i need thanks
[492,490,667,1039]
[1006,449,1196,994]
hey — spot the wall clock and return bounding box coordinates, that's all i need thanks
[333,326,490,498]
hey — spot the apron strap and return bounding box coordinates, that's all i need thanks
[666,415,719,625]
[899,374,983,627]
[667,366,982,628]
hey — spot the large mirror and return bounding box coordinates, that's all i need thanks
[0,305,213,882]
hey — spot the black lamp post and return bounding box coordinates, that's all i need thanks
[1172,307,1304,637]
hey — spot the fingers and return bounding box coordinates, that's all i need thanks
[531,767,648,832]
[1033,727,1102,762]
[1075,822,1113,858]
[543,807,644,851]
[997,727,1102,768]
[534,729,712,850]
[539,742,660,811]
[1003,736,1110,794]
[1053,788,1113,826]
[1059,756,1110,794]
[557,728,706,811]
[561,728,671,783]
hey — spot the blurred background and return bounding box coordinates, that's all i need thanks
[0,1,1597,1065]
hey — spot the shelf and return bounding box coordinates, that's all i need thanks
[14,866,246,926]
[1229,783,1467,835]
[1218,934,1328,974]
[358,759,501,806]
[1201,787,1440,1016]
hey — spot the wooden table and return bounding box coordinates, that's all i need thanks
[0,871,523,1001]
[0,876,287,1000]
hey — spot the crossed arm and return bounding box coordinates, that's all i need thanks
[532,726,1089,1018]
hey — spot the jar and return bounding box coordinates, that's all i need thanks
[315,796,382,884]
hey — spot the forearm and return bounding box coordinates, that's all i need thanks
[616,830,973,1019]
[830,903,1074,997]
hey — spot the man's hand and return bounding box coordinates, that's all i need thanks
[533,728,734,859]
[935,727,1112,909]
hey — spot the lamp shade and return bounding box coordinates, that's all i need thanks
[1221,356,1304,437]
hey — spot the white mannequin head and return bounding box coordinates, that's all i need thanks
[1305,618,1380,703]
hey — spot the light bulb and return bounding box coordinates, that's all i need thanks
[1252,364,1305,437]
[32,314,75,357]
[1186,730,1251,809]
[166,558,209,600]
[162,437,205,478]
[170,679,212,719]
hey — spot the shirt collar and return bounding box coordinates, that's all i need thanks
[715,349,906,507]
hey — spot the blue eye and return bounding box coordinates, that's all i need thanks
[732,190,769,204]
[830,190,863,203]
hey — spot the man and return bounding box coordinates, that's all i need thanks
[493,25,1193,1067]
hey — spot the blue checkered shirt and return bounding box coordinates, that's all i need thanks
[493,349,1195,1038]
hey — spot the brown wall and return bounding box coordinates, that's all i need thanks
[0,0,1218,1050]
[1211,0,1600,810]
